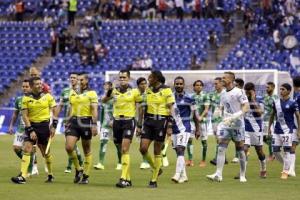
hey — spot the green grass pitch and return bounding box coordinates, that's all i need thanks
[0,134,300,200]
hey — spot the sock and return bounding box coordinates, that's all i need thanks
[216,146,226,177]
[214,144,218,160]
[201,140,207,161]
[274,152,284,164]
[67,157,72,169]
[28,152,34,173]
[161,141,169,157]
[151,155,162,182]
[238,150,247,178]
[143,152,155,168]
[235,150,239,158]
[187,140,193,160]
[121,153,130,180]
[21,153,31,178]
[126,160,131,181]
[115,143,122,164]
[45,154,53,175]
[142,157,149,163]
[283,152,291,173]
[68,150,81,171]
[289,153,296,173]
[75,145,83,166]
[268,140,273,156]
[83,153,92,176]
[99,140,108,164]
[258,153,267,171]
[15,149,23,159]
[176,155,185,176]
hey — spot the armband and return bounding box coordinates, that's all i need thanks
[52,119,58,129]
[25,126,34,134]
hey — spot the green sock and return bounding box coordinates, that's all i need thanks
[214,144,219,160]
[187,140,193,160]
[28,152,34,173]
[15,149,23,159]
[67,157,72,169]
[268,139,273,156]
[235,150,238,158]
[99,140,108,164]
[115,143,122,164]
[75,145,83,166]
[201,140,207,161]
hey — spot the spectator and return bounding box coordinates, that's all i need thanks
[58,29,67,55]
[204,0,215,18]
[80,48,89,65]
[285,0,297,16]
[94,41,108,63]
[190,54,202,70]
[131,57,142,70]
[68,0,77,25]
[94,0,102,13]
[189,0,201,19]
[50,27,58,57]
[114,0,122,18]
[273,28,281,50]
[140,54,153,70]
[15,0,25,22]
[121,0,133,20]
[156,0,168,20]
[7,3,15,21]
[208,30,219,49]
[174,0,184,21]
[146,0,157,19]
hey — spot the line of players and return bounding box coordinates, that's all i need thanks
[8,69,300,186]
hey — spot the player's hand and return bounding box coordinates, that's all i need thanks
[195,130,201,140]
[198,116,203,122]
[166,127,172,137]
[8,126,14,135]
[223,117,233,126]
[50,126,56,138]
[136,127,142,137]
[30,131,37,141]
[91,125,98,136]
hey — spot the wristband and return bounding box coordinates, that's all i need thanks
[25,126,34,134]
[52,119,58,129]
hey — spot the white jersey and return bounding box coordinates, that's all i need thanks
[220,87,248,129]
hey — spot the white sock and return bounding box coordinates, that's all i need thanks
[216,146,226,177]
[289,153,296,173]
[259,159,267,171]
[283,152,291,173]
[274,152,284,164]
[238,150,247,178]
[176,155,185,175]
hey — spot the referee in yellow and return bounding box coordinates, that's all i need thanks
[11,77,58,184]
[137,70,175,188]
[103,69,142,188]
[65,72,98,184]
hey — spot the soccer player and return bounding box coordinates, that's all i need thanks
[137,70,175,188]
[11,77,58,184]
[207,71,249,182]
[263,82,278,161]
[8,80,35,176]
[243,82,267,178]
[291,77,300,176]
[94,81,122,170]
[209,77,227,165]
[65,73,98,184]
[103,69,142,188]
[57,72,83,173]
[187,80,210,167]
[171,76,200,183]
[268,83,300,179]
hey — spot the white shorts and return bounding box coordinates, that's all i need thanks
[292,131,299,144]
[272,133,292,147]
[262,121,274,136]
[172,132,190,148]
[13,132,24,147]
[190,123,208,140]
[245,131,263,146]
[217,124,245,142]
[212,123,219,135]
[99,128,112,140]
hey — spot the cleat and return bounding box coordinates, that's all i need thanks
[74,169,83,183]
[186,160,194,167]
[125,180,132,187]
[116,178,127,188]
[11,175,26,184]
[64,168,72,173]
[94,163,105,170]
[210,159,217,166]
[148,181,157,188]
[281,172,288,180]
[199,161,206,167]
[206,174,222,182]
[115,163,122,170]
[234,173,240,179]
[162,156,169,167]
[140,162,150,169]
[31,164,39,176]
[231,157,239,163]
[178,175,188,183]
[45,175,54,183]
[288,171,296,177]
[240,176,247,183]
[79,174,89,184]
[171,173,180,183]
[260,171,267,178]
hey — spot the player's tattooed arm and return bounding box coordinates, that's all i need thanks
[22,109,37,140]
[136,104,144,136]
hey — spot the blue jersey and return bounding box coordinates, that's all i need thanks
[173,92,195,134]
[294,91,300,110]
[273,98,298,134]
[244,96,263,132]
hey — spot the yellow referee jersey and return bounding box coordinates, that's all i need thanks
[21,93,56,123]
[146,85,175,116]
[69,89,98,117]
[112,87,142,118]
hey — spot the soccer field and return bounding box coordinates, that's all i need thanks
[0,135,300,200]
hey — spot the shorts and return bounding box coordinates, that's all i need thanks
[141,117,167,142]
[100,128,112,140]
[244,131,263,146]
[113,118,135,144]
[272,133,292,148]
[190,123,208,140]
[65,117,93,140]
[212,123,219,135]
[262,121,274,136]
[24,121,50,145]
[13,131,24,147]
[292,131,299,144]
[217,124,245,142]
[172,132,190,148]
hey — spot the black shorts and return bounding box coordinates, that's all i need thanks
[65,117,93,140]
[141,117,168,142]
[113,118,135,144]
[24,121,50,145]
